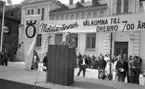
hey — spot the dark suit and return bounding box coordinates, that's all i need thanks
[116,60,128,82]
[128,60,140,84]
[77,58,88,77]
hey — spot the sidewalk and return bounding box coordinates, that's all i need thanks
[0,63,145,89]
[5,62,145,85]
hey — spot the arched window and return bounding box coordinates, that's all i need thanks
[93,12,97,18]
[71,13,74,20]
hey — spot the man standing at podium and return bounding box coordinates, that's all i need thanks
[60,32,76,48]
[60,32,77,73]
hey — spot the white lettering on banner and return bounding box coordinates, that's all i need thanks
[83,19,108,26]
[39,13,145,34]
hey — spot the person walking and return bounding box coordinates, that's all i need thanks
[77,55,88,77]
[116,55,128,82]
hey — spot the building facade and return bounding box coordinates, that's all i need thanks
[19,0,145,70]
[0,2,21,61]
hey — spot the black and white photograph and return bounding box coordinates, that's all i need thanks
[0,0,145,89]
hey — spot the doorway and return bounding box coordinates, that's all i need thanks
[114,42,128,56]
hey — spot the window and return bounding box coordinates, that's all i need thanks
[93,12,97,18]
[41,8,45,20]
[71,14,74,20]
[117,0,121,14]
[56,16,59,20]
[124,0,129,13]
[71,34,78,48]
[31,9,34,15]
[100,11,105,17]
[36,34,42,47]
[86,33,96,49]
[50,16,54,20]
[76,13,80,19]
[38,8,40,14]
[66,14,69,20]
[81,12,85,19]
[28,10,30,15]
[60,15,64,20]
[87,12,91,18]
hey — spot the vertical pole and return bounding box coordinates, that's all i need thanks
[0,0,6,52]
[109,32,113,80]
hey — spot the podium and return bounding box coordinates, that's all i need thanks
[46,45,76,86]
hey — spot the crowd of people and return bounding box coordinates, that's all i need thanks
[76,53,143,84]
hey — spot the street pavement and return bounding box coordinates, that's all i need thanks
[6,62,145,85]
[0,62,145,89]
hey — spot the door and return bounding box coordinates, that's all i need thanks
[114,42,128,56]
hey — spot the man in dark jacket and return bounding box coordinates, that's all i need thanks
[128,56,141,84]
[43,56,47,71]
[98,55,106,79]
[77,55,88,77]
[116,55,128,82]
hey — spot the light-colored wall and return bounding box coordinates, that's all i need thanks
[96,32,105,56]
[78,33,86,54]
[140,31,145,71]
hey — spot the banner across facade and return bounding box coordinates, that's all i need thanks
[39,13,145,34]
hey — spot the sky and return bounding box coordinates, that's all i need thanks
[11,0,91,5]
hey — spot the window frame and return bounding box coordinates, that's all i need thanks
[41,8,45,20]
[36,34,42,47]
[86,33,96,49]
[116,0,121,14]
[27,10,30,15]
[124,0,129,13]
[31,9,34,15]
[37,8,40,14]
[71,33,78,48]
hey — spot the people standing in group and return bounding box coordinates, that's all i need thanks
[77,54,88,77]
[98,55,106,79]
[116,55,128,82]
[128,55,141,84]
[31,50,40,70]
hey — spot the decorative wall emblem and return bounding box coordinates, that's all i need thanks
[25,20,37,38]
